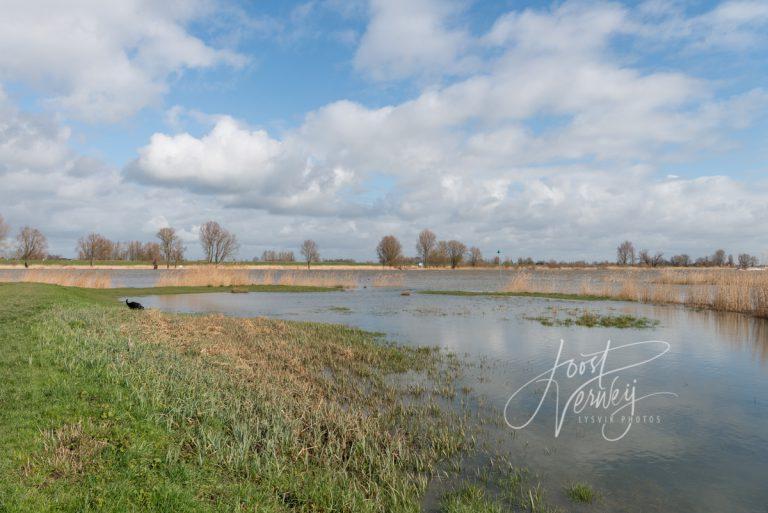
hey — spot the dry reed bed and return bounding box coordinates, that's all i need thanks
[155,268,361,288]
[0,269,113,288]
[504,269,768,317]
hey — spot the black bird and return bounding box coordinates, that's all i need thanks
[125,299,144,310]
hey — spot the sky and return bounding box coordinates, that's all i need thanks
[0,0,767,262]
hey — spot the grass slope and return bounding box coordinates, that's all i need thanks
[0,283,467,512]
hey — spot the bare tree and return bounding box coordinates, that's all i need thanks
[446,240,467,269]
[144,242,161,263]
[616,240,635,265]
[16,226,48,264]
[157,227,184,269]
[416,229,437,267]
[712,249,726,267]
[738,253,758,269]
[431,240,449,267]
[468,247,483,267]
[638,249,651,266]
[376,235,402,267]
[300,240,319,269]
[670,254,690,267]
[171,238,185,268]
[199,221,239,264]
[77,233,112,266]
[262,250,295,262]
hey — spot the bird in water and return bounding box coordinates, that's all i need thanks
[125,299,144,310]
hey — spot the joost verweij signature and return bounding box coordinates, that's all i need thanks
[504,339,677,442]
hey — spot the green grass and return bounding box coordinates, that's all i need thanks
[564,482,597,503]
[525,308,659,329]
[440,485,503,513]
[0,282,470,512]
[420,290,612,301]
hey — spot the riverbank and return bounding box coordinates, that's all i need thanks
[0,283,472,511]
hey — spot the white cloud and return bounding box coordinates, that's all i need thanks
[121,1,768,259]
[0,87,72,172]
[634,0,768,50]
[127,116,360,215]
[354,0,475,80]
[0,0,245,122]
[3,1,768,260]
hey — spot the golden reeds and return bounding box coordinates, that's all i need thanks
[502,268,768,317]
[0,269,113,288]
[371,273,405,288]
[155,268,359,288]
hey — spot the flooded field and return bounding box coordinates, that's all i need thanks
[2,267,767,510]
[134,281,768,512]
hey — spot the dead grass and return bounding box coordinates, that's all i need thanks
[0,270,113,288]
[156,268,359,288]
[371,273,406,287]
[24,421,107,481]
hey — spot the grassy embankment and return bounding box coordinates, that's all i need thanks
[0,282,474,512]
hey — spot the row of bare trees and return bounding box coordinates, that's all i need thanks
[415,229,483,268]
[617,240,760,269]
[260,250,295,262]
[0,214,328,269]
[374,229,484,268]
[76,237,162,263]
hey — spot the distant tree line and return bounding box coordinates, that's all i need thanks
[258,250,295,262]
[1,212,763,270]
[371,229,483,269]
[616,240,760,269]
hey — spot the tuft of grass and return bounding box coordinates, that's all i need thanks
[564,482,597,504]
[441,485,503,513]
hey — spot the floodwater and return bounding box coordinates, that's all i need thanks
[128,273,768,513]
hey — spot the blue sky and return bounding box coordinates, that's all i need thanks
[1,0,767,261]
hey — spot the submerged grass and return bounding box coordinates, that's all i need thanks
[525,307,659,329]
[0,282,470,512]
[564,482,597,504]
[440,485,502,513]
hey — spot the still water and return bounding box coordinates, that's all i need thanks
[136,281,768,513]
